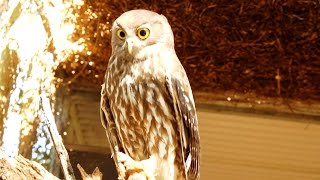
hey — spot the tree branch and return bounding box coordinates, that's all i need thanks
[0,149,59,180]
[40,94,76,180]
[0,95,104,180]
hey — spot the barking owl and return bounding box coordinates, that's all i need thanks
[100,9,200,180]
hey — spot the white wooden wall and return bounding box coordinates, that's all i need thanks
[63,91,320,179]
[199,108,320,180]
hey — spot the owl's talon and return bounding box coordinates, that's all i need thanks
[117,152,134,164]
[116,153,157,179]
[140,156,157,180]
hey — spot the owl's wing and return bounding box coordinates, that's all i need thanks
[100,79,123,174]
[165,60,200,180]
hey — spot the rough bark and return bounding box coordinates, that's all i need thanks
[0,150,59,180]
[0,150,108,180]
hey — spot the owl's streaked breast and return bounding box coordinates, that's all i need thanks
[106,55,179,162]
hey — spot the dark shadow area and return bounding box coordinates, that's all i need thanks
[66,149,117,180]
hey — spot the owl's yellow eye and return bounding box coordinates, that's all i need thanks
[136,28,150,40]
[117,29,126,40]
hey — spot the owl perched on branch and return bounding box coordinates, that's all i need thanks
[100,9,200,180]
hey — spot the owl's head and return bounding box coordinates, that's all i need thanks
[111,9,174,57]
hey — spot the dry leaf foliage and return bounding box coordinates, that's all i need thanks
[56,0,320,101]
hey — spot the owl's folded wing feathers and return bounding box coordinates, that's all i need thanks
[165,61,200,180]
[100,82,127,179]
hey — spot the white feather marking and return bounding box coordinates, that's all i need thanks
[145,112,152,130]
[122,87,128,104]
[138,103,144,120]
[121,75,137,104]
[128,129,136,140]
[127,90,137,105]
[138,84,144,95]
[158,141,166,158]
[162,121,174,144]
[112,57,118,67]
[110,84,114,93]
[185,154,192,171]
[167,146,176,177]
[148,83,156,89]
[112,106,118,119]
[114,58,118,66]
[132,65,139,77]
[119,107,126,122]
[150,106,161,124]
[121,74,134,86]
[119,112,124,122]
[143,59,151,72]
[146,112,152,122]
[183,94,189,103]
[146,90,154,104]
[158,95,170,116]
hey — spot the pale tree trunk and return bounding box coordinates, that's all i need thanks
[0,46,19,146]
[0,0,84,158]
[0,0,21,146]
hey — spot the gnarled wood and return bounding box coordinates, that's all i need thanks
[77,164,103,180]
[0,150,59,180]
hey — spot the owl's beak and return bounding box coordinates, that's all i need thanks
[127,43,133,55]
[126,39,134,55]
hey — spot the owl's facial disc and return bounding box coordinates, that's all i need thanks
[117,27,150,56]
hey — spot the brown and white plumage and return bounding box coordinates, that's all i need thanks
[100,9,200,180]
